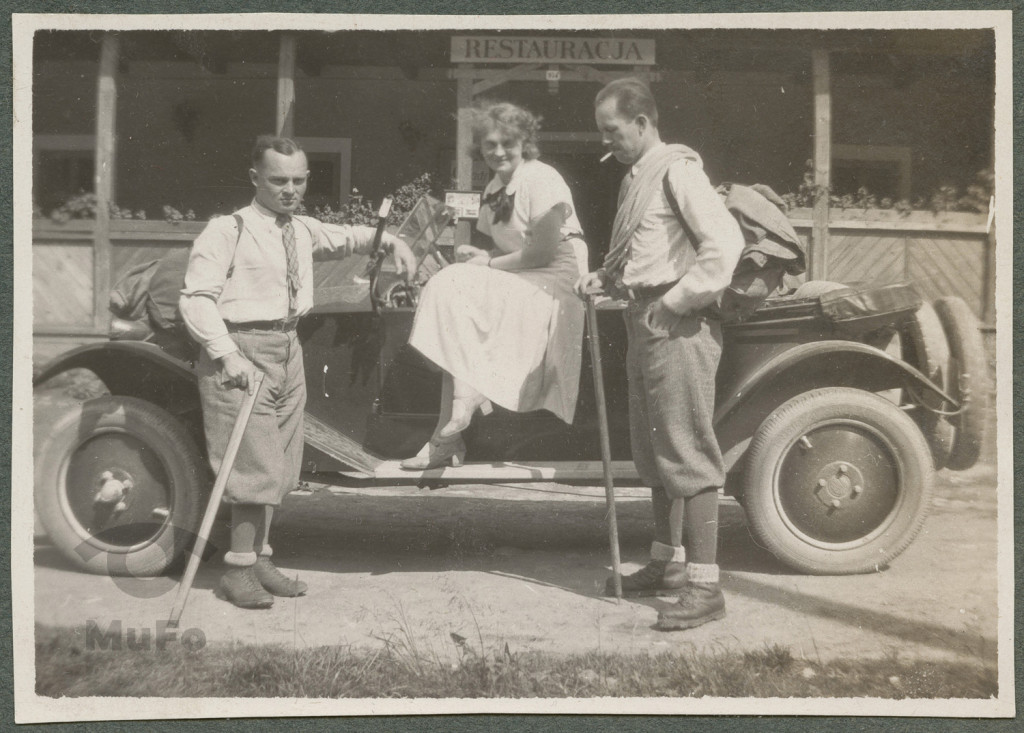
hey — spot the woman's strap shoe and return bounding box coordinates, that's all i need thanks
[400,435,466,471]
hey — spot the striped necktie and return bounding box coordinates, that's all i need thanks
[277,214,300,312]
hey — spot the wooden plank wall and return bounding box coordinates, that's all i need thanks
[825,228,986,318]
[904,232,987,314]
[33,242,94,327]
[32,219,993,366]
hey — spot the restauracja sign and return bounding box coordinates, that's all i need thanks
[451,36,656,65]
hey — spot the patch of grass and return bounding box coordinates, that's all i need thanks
[35,626,996,699]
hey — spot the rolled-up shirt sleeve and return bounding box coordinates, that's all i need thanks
[310,220,381,260]
[661,162,744,315]
[179,216,239,360]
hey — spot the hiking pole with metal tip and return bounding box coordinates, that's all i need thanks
[168,371,265,627]
[584,295,623,600]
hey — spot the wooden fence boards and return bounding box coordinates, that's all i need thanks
[828,231,906,286]
[32,216,994,364]
[33,243,93,326]
[906,233,986,316]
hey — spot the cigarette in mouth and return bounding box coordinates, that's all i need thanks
[600,152,613,162]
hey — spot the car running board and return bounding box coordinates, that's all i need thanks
[371,460,641,484]
[302,413,642,485]
[303,412,384,475]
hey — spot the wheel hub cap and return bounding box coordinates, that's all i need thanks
[813,461,866,509]
[64,430,174,549]
[778,424,901,545]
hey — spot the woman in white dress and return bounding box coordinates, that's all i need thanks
[401,102,588,470]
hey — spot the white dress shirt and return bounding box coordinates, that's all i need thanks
[620,143,743,315]
[180,200,381,359]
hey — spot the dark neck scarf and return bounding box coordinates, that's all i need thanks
[483,186,515,225]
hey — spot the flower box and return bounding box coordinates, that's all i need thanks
[786,208,987,234]
[33,217,207,242]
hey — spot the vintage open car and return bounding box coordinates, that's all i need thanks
[33,197,988,580]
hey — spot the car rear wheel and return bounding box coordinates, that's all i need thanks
[933,296,989,470]
[743,388,933,575]
[34,395,207,576]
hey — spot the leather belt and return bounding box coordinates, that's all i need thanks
[224,318,299,332]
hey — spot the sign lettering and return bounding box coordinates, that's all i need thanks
[451,36,655,65]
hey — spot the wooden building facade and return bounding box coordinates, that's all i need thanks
[31,28,995,362]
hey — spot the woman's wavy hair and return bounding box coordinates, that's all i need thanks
[467,101,542,162]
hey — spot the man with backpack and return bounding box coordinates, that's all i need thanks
[179,135,416,610]
[576,79,744,630]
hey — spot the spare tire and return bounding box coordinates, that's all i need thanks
[933,297,990,470]
[900,302,955,469]
[865,328,904,407]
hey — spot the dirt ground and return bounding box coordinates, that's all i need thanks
[27,384,1002,679]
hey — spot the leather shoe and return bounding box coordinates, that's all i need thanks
[218,566,274,609]
[254,556,307,597]
[655,582,726,630]
[400,434,466,471]
[605,559,687,597]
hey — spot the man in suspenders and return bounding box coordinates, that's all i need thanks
[180,136,416,609]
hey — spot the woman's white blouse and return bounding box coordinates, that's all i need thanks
[476,159,584,253]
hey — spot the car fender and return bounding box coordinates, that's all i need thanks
[716,340,957,471]
[33,340,382,475]
[33,341,202,423]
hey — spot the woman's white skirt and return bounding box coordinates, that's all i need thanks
[408,243,586,424]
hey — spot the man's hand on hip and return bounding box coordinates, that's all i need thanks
[650,297,685,332]
[218,351,259,394]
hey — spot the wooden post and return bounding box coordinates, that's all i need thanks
[455,71,474,248]
[811,49,832,282]
[983,200,995,324]
[93,32,119,332]
[277,33,296,138]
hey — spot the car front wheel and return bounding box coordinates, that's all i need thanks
[34,395,207,576]
[742,387,933,575]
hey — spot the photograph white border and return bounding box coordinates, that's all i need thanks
[11,9,1015,722]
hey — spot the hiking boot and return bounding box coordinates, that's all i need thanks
[218,566,274,609]
[655,582,726,630]
[605,559,687,597]
[254,556,307,597]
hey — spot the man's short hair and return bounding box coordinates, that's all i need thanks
[595,78,659,128]
[251,135,304,166]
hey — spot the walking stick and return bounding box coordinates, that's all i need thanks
[168,371,265,627]
[585,296,623,600]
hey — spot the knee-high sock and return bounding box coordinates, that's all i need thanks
[652,488,685,547]
[226,503,263,566]
[684,487,719,565]
[255,506,274,557]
